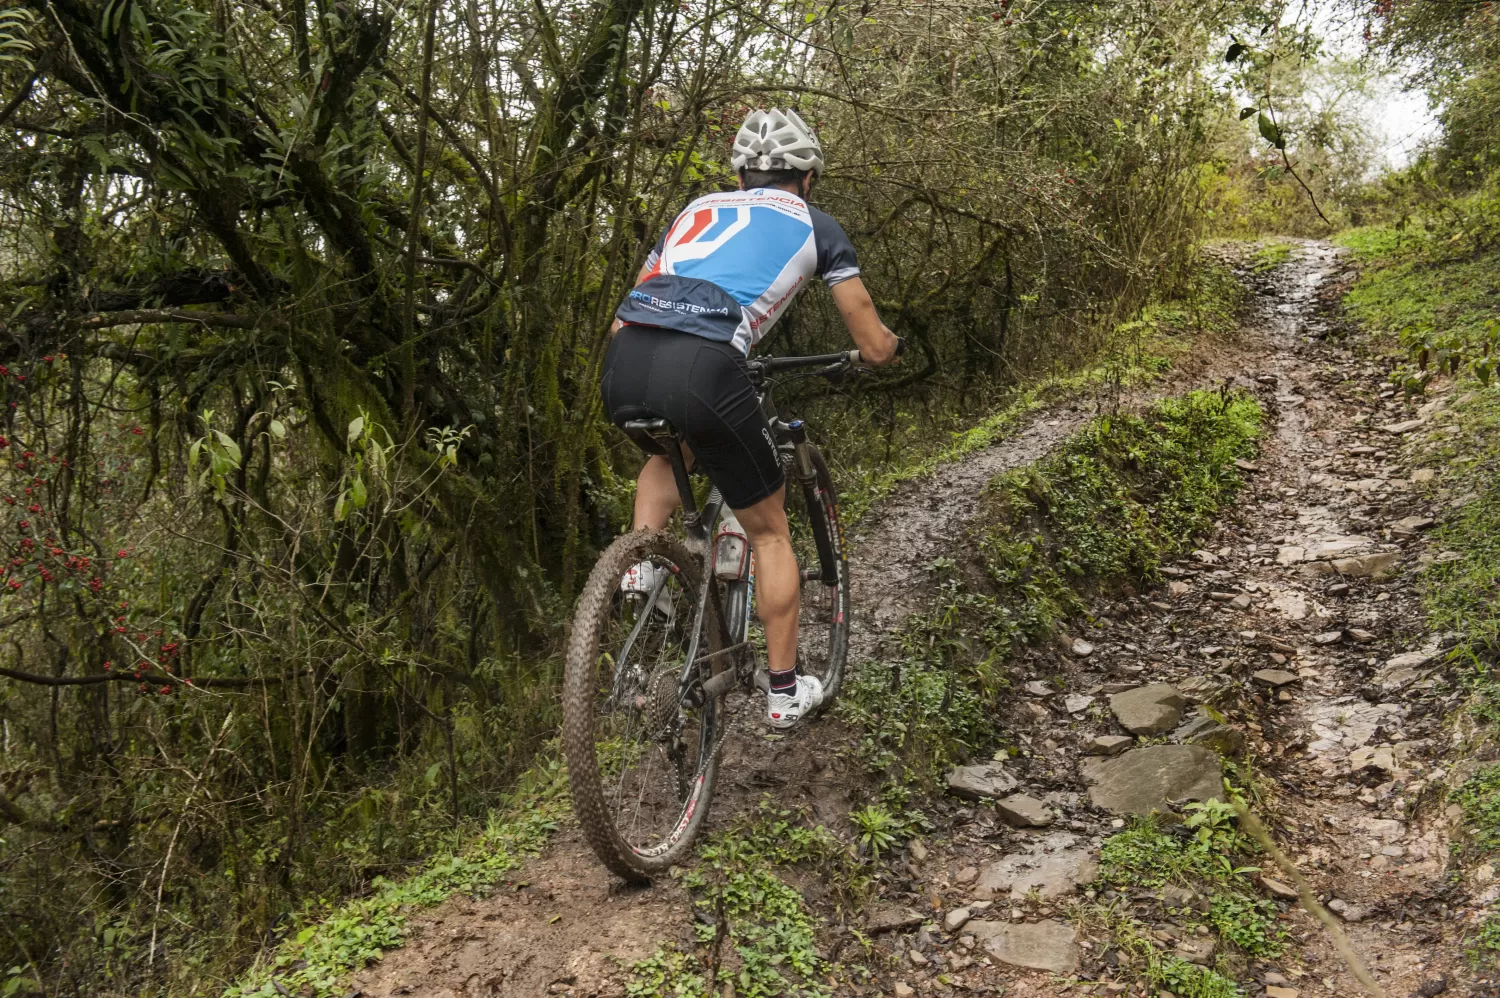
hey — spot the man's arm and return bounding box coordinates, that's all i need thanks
[829,278,900,365]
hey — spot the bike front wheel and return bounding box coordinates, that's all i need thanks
[562,529,725,882]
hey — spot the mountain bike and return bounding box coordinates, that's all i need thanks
[563,349,863,882]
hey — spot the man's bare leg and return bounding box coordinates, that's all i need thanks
[731,486,797,676]
[633,454,682,530]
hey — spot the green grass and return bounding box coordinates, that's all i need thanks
[1337,202,1500,969]
[1451,764,1500,857]
[627,801,872,998]
[225,758,568,998]
[1249,240,1294,272]
[837,388,1261,790]
[835,251,1247,530]
[1336,219,1500,391]
[1083,801,1285,996]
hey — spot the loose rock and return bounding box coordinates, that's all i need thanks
[1331,551,1401,578]
[1174,711,1245,756]
[975,833,1098,900]
[967,919,1080,974]
[867,905,924,934]
[1086,734,1134,756]
[1262,877,1298,900]
[1108,683,1186,735]
[1252,668,1299,688]
[1063,694,1094,714]
[1081,744,1224,816]
[995,794,1055,828]
[946,764,1018,801]
[944,907,972,932]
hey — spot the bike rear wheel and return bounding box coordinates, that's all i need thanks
[562,529,726,882]
[786,445,850,703]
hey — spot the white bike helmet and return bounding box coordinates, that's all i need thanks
[731,108,824,177]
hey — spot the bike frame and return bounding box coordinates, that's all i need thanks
[625,349,859,703]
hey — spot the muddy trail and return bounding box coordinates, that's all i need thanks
[348,241,1468,998]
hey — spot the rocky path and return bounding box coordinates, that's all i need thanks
[347,241,1470,998]
[868,241,1469,998]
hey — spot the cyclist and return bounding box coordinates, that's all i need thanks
[600,107,901,729]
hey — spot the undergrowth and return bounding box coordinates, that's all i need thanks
[226,758,568,998]
[627,801,871,997]
[1075,799,1284,996]
[836,252,1246,530]
[1249,240,1294,272]
[839,387,1263,784]
[1337,203,1500,967]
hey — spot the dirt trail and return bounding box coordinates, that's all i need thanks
[349,241,1467,998]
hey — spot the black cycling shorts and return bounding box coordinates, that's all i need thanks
[601,325,784,510]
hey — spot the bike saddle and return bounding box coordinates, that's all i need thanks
[620,417,678,453]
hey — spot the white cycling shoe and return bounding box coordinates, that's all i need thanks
[621,560,675,622]
[766,674,824,729]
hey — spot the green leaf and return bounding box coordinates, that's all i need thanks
[349,474,367,510]
[1238,106,1257,121]
[1256,113,1283,149]
[1224,42,1244,62]
[295,926,316,945]
[347,415,365,449]
[269,419,286,439]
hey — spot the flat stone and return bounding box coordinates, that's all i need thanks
[1169,580,1191,596]
[1347,628,1377,643]
[1308,537,1369,559]
[967,919,1079,974]
[1392,515,1435,536]
[1253,669,1299,687]
[955,865,979,885]
[1327,898,1370,922]
[974,833,1098,900]
[1108,683,1186,735]
[1275,546,1306,565]
[1086,734,1134,756]
[1379,418,1424,434]
[1070,638,1095,658]
[1175,935,1217,964]
[1230,593,1253,610]
[1266,988,1300,998]
[1024,680,1052,696]
[1081,744,1224,816]
[1410,468,1436,483]
[944,907,972,933]
[894,983,915,998]
[1332,551,1401,578]
[1387,649,1434,670]
[1262,877,1298,900]
[1064,694,1094,714]
[1174,711,1245,756]
[996,794,1055,828]
[1312,630,1343,645]
[868,904,924,934]
[947,764,1018,801]
[1349,745,1397,774]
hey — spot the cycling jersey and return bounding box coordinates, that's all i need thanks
[615,188,861,355]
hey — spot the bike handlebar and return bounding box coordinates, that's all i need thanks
[751,337,904,375]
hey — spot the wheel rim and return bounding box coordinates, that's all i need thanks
[589,553,717,858]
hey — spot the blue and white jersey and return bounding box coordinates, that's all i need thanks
[615,188,861,355]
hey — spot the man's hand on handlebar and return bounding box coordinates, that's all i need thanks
[849,335,904,369]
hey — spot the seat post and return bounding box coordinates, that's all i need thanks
[661,434,705,538]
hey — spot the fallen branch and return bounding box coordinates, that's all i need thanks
[0,666,285,689]
[1233,799,1385,998]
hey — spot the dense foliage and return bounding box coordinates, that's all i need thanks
[0,0,1314,992]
